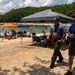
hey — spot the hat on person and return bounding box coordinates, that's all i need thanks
[54,18,59,21]
[72,14,75,18]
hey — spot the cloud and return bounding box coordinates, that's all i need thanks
[67,0,73,4]
[24,0,46,7]
[0,0,75,14]
[42,0,72,6]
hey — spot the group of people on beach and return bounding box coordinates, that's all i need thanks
[0,29,16,40]
[46,14,75,75]
[0,29,32,40]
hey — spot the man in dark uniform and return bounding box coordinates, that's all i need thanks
[47,18,66,69]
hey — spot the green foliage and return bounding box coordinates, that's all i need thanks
[1,2,75,22]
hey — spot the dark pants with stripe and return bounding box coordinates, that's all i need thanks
[51,41,63,65]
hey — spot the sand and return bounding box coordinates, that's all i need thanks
[0,36,75,75]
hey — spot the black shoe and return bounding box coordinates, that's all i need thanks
[64,70,73,75]
[50,64,54,69]
[57,59,63,62]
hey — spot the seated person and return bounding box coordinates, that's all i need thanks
[40,35,47,42]
[32,32,36,36]
[12,30,16,36]
[6,32,11,39]
[23,31,27,37]
[26,32,31,37]
[4,31,7,39]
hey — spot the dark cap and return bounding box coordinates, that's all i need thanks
[54,18,59,21]
[72,14,75,18]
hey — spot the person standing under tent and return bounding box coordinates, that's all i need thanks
[47,18,66,69]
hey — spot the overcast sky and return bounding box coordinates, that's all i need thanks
[0,0,75,14]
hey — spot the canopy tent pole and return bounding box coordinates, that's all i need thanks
[42,21,46,35]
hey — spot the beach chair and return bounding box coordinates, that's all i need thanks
[32,35,41,43]
[32,33,54,47]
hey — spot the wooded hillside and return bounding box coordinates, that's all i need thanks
[0,2,75,22]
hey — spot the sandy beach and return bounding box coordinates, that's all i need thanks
[0,36,75,75]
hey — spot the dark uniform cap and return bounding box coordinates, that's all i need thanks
[54,18,59,21]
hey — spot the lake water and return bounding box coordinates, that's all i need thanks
[0,25,50,33]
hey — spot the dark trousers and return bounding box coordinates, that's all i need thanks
[51,42,63,65]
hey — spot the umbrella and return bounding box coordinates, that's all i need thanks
[16,24,29,28]
[0,23,17,41]
[0,23,17,28]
